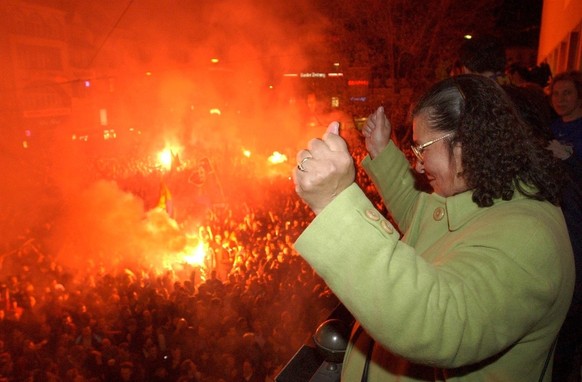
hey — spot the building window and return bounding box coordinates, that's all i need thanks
[567,25,581,70]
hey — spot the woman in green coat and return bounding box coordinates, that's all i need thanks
[292,74,575,381]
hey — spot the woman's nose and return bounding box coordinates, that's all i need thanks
[414,160,425,174]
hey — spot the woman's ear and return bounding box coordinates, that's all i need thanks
[453,142,464,176]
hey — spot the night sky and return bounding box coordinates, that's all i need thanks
[497,0,544,47]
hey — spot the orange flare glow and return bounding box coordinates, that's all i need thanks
[158,149,173,170]
[157,145,183,171]
[268,151,287,164]
[183,241,206,267]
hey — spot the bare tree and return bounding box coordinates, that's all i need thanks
[324,0,502,87]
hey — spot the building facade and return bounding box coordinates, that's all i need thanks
[538,0,582,73]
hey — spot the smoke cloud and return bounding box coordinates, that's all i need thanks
[1,0,345,279]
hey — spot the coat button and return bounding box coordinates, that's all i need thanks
[381,220,394,234]
[433,207,445,221]
[366,209,380,221]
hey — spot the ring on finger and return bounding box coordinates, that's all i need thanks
[297,157,312,172]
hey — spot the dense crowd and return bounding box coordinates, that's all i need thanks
[0,128,382,382]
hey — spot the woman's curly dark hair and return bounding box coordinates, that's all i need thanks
[411,74,563,207]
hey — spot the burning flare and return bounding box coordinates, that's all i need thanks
[183,241,206,267]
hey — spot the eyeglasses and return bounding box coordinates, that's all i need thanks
[411,132,454,164]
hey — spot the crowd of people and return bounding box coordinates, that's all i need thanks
[0,120,389,382]
[1,34,582,381]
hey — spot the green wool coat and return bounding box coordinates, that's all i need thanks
[294,141,575,381]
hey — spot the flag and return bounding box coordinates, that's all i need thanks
[157,182,174,219]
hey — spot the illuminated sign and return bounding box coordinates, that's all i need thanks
[284,72,344,78]
[348,80,369,86]
[300,72,326,78]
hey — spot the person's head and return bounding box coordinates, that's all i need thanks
[242,359,255,377]
[120,362,134,381]
[502,84,554,142]
[410,74,562,207]
[550,70,582,122]
[179,359,197,376]
[81,326,92,337]
[458,35,506,76]
[506,63,531,86]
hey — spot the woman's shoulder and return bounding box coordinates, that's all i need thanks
[453,198,569,264]
[460,193,563,235]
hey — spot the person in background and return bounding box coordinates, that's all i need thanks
[292,74,574,381]
[506,63,532,87]
[457,35,510,85]
[456,34,552,129]
[548,70,582,164]
[546,70,582,382]
[506,63,550,94]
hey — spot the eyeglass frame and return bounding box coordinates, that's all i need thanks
[410,132,455,164]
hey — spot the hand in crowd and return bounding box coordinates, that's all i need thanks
[293,122,355,215]
[363,106,392,159]
[547,139,574,160]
